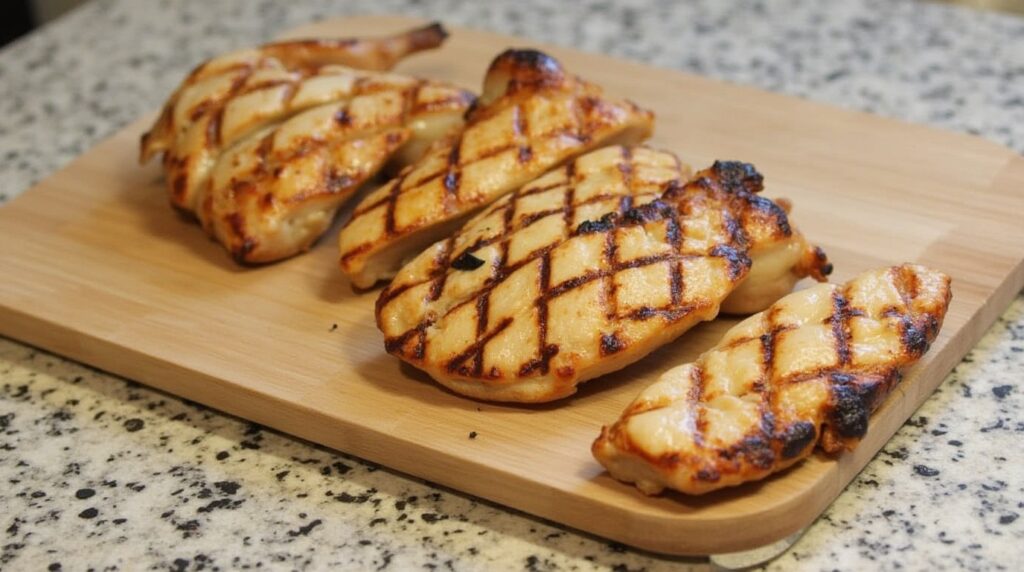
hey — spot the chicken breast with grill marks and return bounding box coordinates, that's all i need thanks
[139,23,475,263]
[338,49,655,288]
[593,264,952,495]
[376,151,823,403]
[141,22,451,166]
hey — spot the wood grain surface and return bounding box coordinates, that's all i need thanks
[1,15,1022,556]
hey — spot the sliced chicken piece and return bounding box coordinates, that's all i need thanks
[376,153,821,403]
[593,264,952,495]
[657,162,831,314]
[339,49,655,288]
[141,22,449,163]
[139,24,475,263]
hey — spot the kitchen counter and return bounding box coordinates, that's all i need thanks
[1,0,1022,569]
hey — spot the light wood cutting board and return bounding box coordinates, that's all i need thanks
[1,15,1022,556]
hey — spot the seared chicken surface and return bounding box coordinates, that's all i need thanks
[593,264,951,495]
[377,150,823,403]
[139,23,475,263]
[656,165,831,314]
[339,49,655,288]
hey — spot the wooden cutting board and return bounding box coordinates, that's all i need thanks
[1,15,1022,556]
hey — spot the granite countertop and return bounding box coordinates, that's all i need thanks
[1,0,1022,569]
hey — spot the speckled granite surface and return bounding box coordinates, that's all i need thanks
[1,0,1022,569]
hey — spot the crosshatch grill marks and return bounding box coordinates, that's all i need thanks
[351,112,528,224]
[161,66,475,265]
[378,146,679,307]
[338,49,657,288]
[594,265,953,494]
[386,209,736,378]
[376,147,787,403]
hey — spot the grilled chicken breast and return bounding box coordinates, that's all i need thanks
[338,49,655,288]
[141,22,450,165]
[139,24,474,263]
[377,152,825,403]
[593,264,952,495]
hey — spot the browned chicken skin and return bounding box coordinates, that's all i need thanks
[139,23,475,263]
[593,264,951,495]
[376,149,827,402]
[338,49,655,288]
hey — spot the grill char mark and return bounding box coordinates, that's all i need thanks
[533,251,555,375]
[779,421,817,458]
[472,294,491,377]
[514,104,532,164]
[600,333,624,356]
[710,244,751,280]
[832,288,852,366]
[900,316,930,356]
[755,306,779,468]
[445,318,514,375]
[689,366,718,482]
[561,161,577,236]
[382,170,411,236]
[576,217,615,235]
[828,372,880,439]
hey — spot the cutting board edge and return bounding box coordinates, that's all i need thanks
[0,300,838,554]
